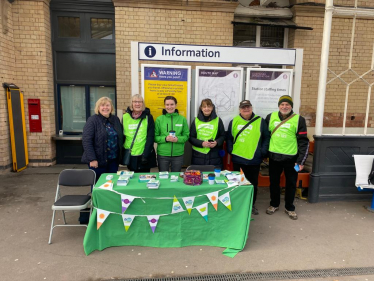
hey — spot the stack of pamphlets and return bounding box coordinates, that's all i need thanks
[117,175,130,186]
[138,174,157,182]
[147,179,160,189]
[215,179,226,184]
[159,171,169,179]
[221,170,232,177]
[202,174,209,181]
[170,175,179,182]
[117,171,134,178]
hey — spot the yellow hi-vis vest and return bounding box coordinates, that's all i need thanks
[123,113,148,156]
[269,112,299,156]
[232,115,262,160]
[192,117,219,154]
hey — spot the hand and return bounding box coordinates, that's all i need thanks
[202,141,210,148]
[170,136,178,143]
[166,135,174,142]
[209,141,217,148]
[299,164,304,171]
[89,160,98,168]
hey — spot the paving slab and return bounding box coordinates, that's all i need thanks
[0,165,373,281]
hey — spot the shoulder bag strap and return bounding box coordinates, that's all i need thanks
[129,118,144,152]
[271,113,296,137]
[233,116,261,144]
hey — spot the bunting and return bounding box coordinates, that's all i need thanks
[97,180,113,191]
[122,214,136,232]
[121,194,135,213]
[97,209,110,230]
[195,203,208,222]
[147,215,160,233]
[182,196,195,215]
[240,168,245,185]
[171,196,184,214]
[206,191,219,211]
[219,192,232,211]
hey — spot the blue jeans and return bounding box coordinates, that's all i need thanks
[88,158,119,183]
[157,155,184,172]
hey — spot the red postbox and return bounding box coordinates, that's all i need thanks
[28,99,42,132]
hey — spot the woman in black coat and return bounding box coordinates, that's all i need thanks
[189,98,225,169]
[81,97,123,182]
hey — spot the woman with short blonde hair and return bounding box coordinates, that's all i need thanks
[94,97,115,115]
[82,96,123,181]
[122,94,157,172]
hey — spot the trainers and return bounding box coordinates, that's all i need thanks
[266,206,279,215]
[252,206,259,215]
[285,209,298,220]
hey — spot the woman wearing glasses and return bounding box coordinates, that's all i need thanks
[122,94,157,172]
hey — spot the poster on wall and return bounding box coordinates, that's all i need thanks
[141,64,191,122]
[245,68,293,118]
[195,67,243,129]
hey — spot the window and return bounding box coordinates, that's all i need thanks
[58,17,80,38]
[59,85,116,133]
[260,26,284,48]
[233,24,286,48]
[233,25,256,47]
[91,18,113,39]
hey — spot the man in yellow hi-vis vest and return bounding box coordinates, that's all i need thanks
[265,95,309,220]
[226,100,270,215]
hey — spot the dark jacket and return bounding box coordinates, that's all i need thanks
[265,110,309,165]
[124,107,157,171]
[81,113,124,167]
[226,112,270,166]
[189,106,225,168]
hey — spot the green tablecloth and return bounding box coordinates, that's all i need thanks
[83,172,253,257]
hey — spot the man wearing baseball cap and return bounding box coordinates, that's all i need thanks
[226,100,270,215]
[265,95,309,220]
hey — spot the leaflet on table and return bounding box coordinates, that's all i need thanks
[226,173,251,185]
[221,170,232,177]
[117,175,130,186]
[215,179,226,184]
[170,175,179,182]
[117,171,134,178]
[159,171,169,179]
[138,174,157,182]
[147,179,160,189]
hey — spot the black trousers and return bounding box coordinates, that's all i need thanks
[233,163,260,206]
[269,157,298,211]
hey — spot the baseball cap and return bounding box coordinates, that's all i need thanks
[239,100,252,108]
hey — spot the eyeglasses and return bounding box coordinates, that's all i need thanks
[132,101,143,104]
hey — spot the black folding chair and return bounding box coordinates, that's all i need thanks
[48,169,96,244]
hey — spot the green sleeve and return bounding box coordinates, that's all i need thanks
[154,117,167,144]
[177,116,190,144]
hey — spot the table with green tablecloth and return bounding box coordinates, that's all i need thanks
[83,172,253,257]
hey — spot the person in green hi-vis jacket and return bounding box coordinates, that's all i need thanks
[154,96,190,172]
[189,98,225,169]
[265,95,309,220]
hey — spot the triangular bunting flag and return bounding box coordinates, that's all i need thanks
[97,209,110,230]
[182,196,195,215]
[206,191,219,211]
[195,203,208,222]
[122,214,136,232]
[121,194,135,213]
[97,180,113,191]
[240,168,245,185]
[219,191,232,211]
[171,196,184,214]
[147,215,160,233]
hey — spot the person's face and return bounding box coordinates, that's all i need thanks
[99,102,112,117]
[201,103,213,117]
[279,102,292,115]
[240,105,253,119]
[132,99,143,112]
[165,99,176,114]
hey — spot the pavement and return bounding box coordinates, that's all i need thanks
[0,164,374,281]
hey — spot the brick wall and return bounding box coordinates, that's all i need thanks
[291,0,372,7]
[292,4,374,129]
[0,0,15,170]
[114,3,235,111]
[0,0,54,171]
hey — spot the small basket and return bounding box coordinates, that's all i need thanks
[183,170,203,186]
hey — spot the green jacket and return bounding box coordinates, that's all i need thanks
[155,109,190,157]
